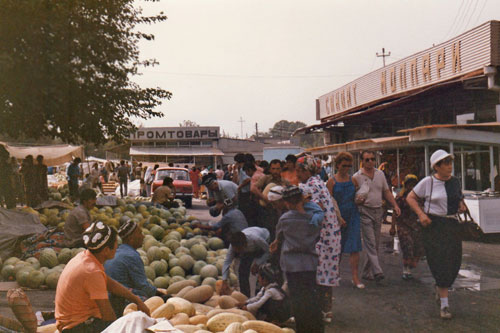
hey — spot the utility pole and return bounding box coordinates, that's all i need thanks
[376,47,391,67]
[255,123,259,138]
[238,116,245,139]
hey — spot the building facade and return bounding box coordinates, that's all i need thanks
[301,21,500,192]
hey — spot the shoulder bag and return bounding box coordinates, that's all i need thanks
[457,202,483,241]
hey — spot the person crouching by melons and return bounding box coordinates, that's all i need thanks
[104,221,168,316]
[55,222,150,332]
[242,263,290,324]
[276,186,323,333]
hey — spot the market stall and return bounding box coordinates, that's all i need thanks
[307,123,500,233]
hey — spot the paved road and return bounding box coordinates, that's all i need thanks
[2,200,500,332]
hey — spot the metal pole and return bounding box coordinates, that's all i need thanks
[396,148,400,187]
[490,146,495,191]
[424,145,429,177]
[450,142,454,176]
[461,148,465,191]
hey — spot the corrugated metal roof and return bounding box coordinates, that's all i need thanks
[130,147,224,156]
[398,122,500,133]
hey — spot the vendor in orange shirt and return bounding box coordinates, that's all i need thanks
[281,154,299,186]
[55,221,149,332]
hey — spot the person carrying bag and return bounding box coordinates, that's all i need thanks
[406,149,466,320]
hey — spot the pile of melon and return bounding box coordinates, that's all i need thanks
[0,247,83,290]
[1,198,238,292]
[122,282,296,333]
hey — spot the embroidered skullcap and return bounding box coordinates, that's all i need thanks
[297,155,321,174]
[118,220,138,239]
[83,221,112,250]
[282,185,302,199]
[267,185,284,202]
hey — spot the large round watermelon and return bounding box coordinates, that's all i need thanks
[27,270,46,289]
[199,265,218,279]
[45,271,61,289]
[39,248,58,268]
[190,244,208,261]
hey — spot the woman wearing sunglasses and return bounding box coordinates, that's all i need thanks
[406,149,466,320]
[327,152,364,289]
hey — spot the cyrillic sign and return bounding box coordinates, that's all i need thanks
[318,20,500,120]
[130,127,220,141]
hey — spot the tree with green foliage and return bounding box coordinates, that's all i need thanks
[269,120,307,139]
[0,0,171,145]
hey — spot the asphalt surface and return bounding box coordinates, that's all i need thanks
[2,199,500,332]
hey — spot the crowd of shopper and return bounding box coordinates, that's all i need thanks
[0,146,49,208]
[200,149,467,332]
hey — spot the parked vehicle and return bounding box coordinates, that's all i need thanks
[152,167,193,208]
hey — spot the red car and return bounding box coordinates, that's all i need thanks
[152,167,193,208]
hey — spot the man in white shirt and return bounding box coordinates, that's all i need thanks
[353,150,400,282]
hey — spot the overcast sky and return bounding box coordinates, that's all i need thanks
[133,0,499,138]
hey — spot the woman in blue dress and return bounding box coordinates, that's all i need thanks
[327,152,364,289]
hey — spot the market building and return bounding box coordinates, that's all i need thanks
[300,21,500,190]
[298,21,500,232]
[128,126,264,166]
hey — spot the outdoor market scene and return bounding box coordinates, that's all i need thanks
[1,1,500,333]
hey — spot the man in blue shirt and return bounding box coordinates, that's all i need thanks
[221,226,270,297]
[194,200,248,246]
[104,221,167,315]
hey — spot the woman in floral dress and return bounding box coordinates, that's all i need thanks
[296,155,342,323]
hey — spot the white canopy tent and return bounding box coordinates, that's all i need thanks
[0,142,84,166]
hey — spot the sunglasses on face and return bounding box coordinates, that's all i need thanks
[341,164,352,168]
[364,158,375,162]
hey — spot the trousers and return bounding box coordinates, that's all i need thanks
[286,271,323,333]
[359,206,384,278]
[422,216,462,288]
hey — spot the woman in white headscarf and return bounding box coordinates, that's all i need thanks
[144,166,153,197]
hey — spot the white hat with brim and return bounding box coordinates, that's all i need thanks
[430,149,453,169]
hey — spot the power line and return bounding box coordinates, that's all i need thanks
[452,0,474,37]
[442,0,465,41]
[139,70,363,79]
[464,0,480,31]
[473,0,488,26]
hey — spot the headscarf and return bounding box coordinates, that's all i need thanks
[144,166,153,181]
[400,174,418,196]
[296,155,321,175]
[267,185,284,202]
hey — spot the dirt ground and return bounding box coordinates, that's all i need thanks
[2,199,500,332]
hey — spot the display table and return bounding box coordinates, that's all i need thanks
[464,196,500,234]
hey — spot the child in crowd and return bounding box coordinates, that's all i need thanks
[274,185,323,333]
[243,263,290,323]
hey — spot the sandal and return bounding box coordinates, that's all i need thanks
[352,281,366,289]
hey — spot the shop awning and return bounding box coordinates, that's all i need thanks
[306,123,500,156]
[0,142,83,166]
[306,136,411,155]
[129,147,224,156]
[398,122,500,146]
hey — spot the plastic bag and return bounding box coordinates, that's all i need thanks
[355,179,370,201]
